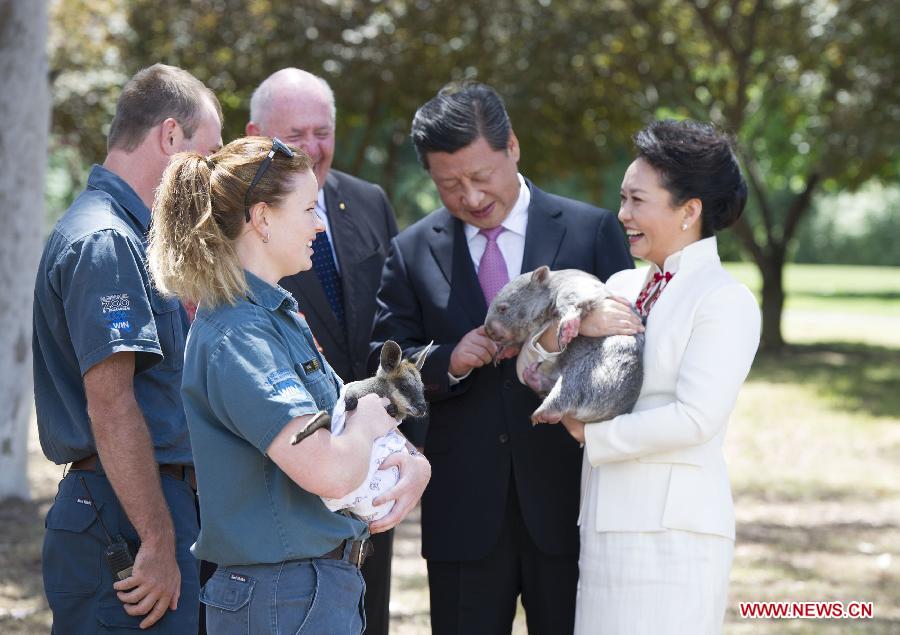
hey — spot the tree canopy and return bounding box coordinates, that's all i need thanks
[48,0,900,348]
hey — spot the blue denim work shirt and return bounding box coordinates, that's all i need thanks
[32,164,192,465]
[182,271,367,566]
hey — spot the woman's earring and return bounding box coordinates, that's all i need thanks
[263,232,270,244]
[682,222,689,231]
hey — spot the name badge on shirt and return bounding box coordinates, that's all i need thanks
[302,359,321,374]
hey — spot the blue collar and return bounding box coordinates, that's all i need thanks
[244,270,297,312]
[86,164,151,231]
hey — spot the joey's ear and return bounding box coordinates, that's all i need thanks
[380,340,403,373]
[531,266,550,285]
[414,340,434,371]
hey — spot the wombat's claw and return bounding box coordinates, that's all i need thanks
[344,395,359,411]
[530,409,562,426]
[491,343,507,367]
[290,411,332,445]
[557,317,580,351]
[385,402,399,418]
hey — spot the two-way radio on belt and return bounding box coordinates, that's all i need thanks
[79,476,136,581]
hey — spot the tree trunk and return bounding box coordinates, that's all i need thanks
[758,249,786,351]
[0,0,50,500]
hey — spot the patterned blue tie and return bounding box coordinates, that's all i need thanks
[310,230,345,326]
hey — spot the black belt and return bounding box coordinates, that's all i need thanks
[319,539,373,568]
[70,454,197,491]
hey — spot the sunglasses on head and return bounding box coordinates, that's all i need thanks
[244,137,294,222]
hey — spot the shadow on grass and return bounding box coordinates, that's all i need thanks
[734,481,895,504]
[751,342,900,418]
[738,519,899,555]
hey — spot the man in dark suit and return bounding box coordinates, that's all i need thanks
[246,68,423,635]
[370,82,639,634]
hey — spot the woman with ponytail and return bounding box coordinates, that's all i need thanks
[148,136,429,633]
[517,120,761,633]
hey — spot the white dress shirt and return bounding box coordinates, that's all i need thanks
[463,173,530,281]
[449,174,530,383]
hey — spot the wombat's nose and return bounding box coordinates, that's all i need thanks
[485,321,505,339]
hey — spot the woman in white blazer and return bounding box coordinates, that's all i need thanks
[518,120,760,634]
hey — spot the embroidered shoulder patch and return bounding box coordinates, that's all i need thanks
[101,293,131,313]
[266,368,303,397]
[101,293,132,333]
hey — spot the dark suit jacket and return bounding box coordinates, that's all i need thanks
[370,181,634,562]
[280,169,398,383]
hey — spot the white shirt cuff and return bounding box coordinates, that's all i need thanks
[448,370,472,385]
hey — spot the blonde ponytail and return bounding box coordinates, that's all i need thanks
[148,136,311,307]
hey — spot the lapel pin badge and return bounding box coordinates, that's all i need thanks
[339,202,346,211]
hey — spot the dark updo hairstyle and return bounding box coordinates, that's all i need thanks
[411,81,512,170]
[633,120,747,238]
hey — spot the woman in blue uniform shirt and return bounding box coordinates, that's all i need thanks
[147,136,430,633]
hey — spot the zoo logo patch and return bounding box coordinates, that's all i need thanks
[266,368,303,398]
[101,293,132,333]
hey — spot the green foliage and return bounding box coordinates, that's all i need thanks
[794,183,900,266]
[46,0,900,344]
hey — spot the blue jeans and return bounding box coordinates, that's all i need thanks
[42,469,200,633]
[201,549,366,634]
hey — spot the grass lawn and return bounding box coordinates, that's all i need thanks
[724,262,900,348]
[722,263,899,633]
[2,263,898,633]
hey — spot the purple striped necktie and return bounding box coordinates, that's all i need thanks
[478,226,509,304]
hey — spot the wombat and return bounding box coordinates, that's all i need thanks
[484,266,644,424]
[290,340,431,446]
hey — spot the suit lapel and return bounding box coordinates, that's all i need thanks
[428,211,488,327]
[326,171,394,356]
[289,174,354,347]
[324,171,379,271]
[521,184,566,273]
[287,267,345,345]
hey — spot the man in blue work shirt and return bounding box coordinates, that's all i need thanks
[33,64,222,633]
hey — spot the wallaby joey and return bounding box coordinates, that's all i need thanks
[289,340,431,446]
[290,340,432,522]
[484,266,644,425]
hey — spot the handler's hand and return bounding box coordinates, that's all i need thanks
[579,296,644,337]
[449,326,497,377]
[368,451,431,534]
[346,394,398,439]
[113,538,180,629]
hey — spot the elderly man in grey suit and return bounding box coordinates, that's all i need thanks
[246,68,418,635]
